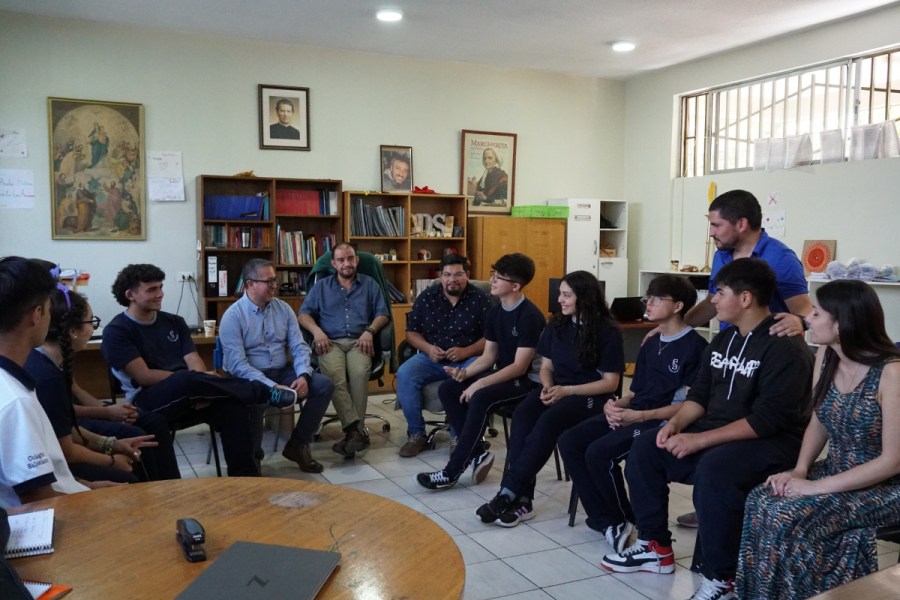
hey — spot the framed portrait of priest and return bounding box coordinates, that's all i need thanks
[48,97,146,240]
[259,84,310,151]
[460,129,517,215]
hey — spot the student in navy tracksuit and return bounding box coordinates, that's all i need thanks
[474,270,625,527]
[558,274,707,552]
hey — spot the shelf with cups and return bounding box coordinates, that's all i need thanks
[344,191,467,308]
[198,174,343,323]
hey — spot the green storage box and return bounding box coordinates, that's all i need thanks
[510,205,569,219]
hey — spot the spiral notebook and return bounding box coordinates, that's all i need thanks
[4,509,55,559]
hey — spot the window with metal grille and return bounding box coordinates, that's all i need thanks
[680,47,900,177]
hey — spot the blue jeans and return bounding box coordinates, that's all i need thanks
[396,352,476,436]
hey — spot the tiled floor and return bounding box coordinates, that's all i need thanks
[173,394,900,600]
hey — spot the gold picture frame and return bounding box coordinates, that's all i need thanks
[48,97,146,240]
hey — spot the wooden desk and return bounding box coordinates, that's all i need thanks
[810,563,900,599]
[75,334,216,400]
[10,478,464,600]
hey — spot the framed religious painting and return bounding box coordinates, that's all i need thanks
[380,145,413,193]
[460,129,517,215]
[259,84,310,151]
[48,97,146,240]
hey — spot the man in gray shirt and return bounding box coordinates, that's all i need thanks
[299,244,390,458]
[220,259,334,473]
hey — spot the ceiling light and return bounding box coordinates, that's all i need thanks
[376,9,403,22]
[611,42,635,52]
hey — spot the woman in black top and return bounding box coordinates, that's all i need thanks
[475,270,625,526]
[24,288,166,483]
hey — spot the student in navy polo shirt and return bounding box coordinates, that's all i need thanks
[475,270,625,527]
[397,253,491,458]
[101,264,297,477]
[416,254,546,491]
[558,274,707,551]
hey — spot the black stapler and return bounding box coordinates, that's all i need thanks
[176,518,207,562]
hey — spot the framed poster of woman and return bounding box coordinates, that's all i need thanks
[48,97,146,240]
[460,130,517,215]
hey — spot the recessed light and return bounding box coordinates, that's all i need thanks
[377,9,403,22]
[611,41,635,52]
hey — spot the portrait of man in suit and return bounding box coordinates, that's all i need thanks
[269,98,301,140]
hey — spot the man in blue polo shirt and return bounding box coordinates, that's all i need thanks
[219,259,334,473]
[397,254,491,457]
[298,243,390,458]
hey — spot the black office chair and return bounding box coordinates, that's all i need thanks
[106,367,223,477]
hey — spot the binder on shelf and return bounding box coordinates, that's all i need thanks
[206,256,218,296]
[203,195,266,220]
[218,266,228,297]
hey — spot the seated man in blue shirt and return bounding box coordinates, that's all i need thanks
[101,264,297,477]
[220,259,334,473]
[298,244,390,458]
[397,254,490,457]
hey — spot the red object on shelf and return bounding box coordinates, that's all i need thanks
[413,186,437,194]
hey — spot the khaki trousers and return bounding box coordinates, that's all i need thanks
[317,337,372,430]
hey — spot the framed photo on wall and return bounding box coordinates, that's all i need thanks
[259,84,310,151]
[460,129,517,215]
[48,97,146,240]
[380,145,413,193]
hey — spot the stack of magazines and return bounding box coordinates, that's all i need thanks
[350,197,405,237]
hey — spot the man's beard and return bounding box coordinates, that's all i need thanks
[444,285,462,297]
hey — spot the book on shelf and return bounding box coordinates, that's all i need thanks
[386,280,406,304]
[414,278,438,300]
[276,189,339,215]
[203,195,267,220]
[349,196,405,237]
[279,269,309,296]
[277,226,335,265]
[203,225,270,249]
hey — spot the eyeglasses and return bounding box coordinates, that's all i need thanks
[641,296,675,307]
[249,278,279,287]
[489,271,519,284]
[440,271,467,280]
[79,316,101,330]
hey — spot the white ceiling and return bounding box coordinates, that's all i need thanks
[1,0,895,79]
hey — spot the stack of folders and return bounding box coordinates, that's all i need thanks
[349,197,405,237]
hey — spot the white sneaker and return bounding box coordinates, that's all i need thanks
[688,576,735,600]
[601,539,675,574]
[604,521,634,554]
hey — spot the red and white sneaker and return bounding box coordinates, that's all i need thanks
[688,576,735,600]
[600,539,675,574]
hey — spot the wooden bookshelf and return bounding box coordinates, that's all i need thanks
[344,191,467,311]
[197,175,342,321]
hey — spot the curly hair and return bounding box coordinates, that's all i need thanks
[112,264,165,307]
[44,287,89,445]
[550,270,615,366]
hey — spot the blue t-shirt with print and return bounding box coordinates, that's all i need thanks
[629,327,708,411]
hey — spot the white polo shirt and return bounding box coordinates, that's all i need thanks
[0,356,88,508]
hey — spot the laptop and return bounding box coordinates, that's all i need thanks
[610,297,647,322]
[176,541,341,600]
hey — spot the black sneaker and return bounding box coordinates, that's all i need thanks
[496,497,534,527]
[688,576,735,600]
[468,451,494,485]
[604,521,634,554]
[415,469,459,491]
[475,492,513,524]
[600,539,675,574]
[268,386,297,408]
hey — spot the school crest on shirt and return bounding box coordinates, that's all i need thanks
[669,359,680,373]
[168,330,179,342]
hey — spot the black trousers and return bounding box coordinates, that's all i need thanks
[500,388,605,499]
[439,373,539,478]
[558,416,662,530]
[133,370,269,477]
[79,408,181,481]
[625,426,800,581]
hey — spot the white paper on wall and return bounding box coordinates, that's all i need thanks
[0,129,27,157]
[0,168,35,208]
[762,210,786,237]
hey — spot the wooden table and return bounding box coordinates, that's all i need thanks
[10,478,465,599]
[75,334,216,400]
[810,563,900,599]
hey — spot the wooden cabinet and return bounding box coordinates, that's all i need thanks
[467,216,566,315]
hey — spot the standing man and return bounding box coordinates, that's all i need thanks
[415,254,546,491]
[602,259,813,600]
[220,259,334,473]
[397,254,490,457]
[299,244,390,458]
[269,99,301,140]
[102,264,297,477]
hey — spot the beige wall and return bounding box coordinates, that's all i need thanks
[0,11,625,325]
